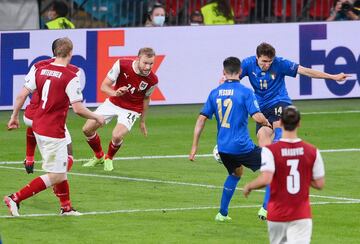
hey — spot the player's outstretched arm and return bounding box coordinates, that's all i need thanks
[243,171,273,198]
[252,112,271,128]
[72,102,105,126]
[189,115,207,161]
[297,65,350,83]
[8,87,31,130]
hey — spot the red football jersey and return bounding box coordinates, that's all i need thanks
[261,139,324,222]
[24,58,80,120]
[107,59,158,113]
[25,63,83,138]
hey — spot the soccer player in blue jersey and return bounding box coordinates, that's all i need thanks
[189,56,271,222]
[241,42,349,220]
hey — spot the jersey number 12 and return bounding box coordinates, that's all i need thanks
[216,98,233,128]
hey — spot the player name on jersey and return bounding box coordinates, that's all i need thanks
[40,69,62,78]
[218,89,234,96]
[281,147,304,156]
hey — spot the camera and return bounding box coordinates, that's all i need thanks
[341,1,352,12]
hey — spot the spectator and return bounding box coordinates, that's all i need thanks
[45,0,75,29]
[145,2,166,27]
[327,0,360,21]
[189,10,204,25]
[201,0,235,25]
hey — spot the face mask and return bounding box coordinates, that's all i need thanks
[153,16,165,26]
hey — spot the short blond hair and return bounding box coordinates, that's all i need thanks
[53,37,73,58]
[138,47,155,58]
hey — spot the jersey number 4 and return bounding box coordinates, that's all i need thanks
[41,79,51,109]
[216,98,233,128]
[287,159,300,194]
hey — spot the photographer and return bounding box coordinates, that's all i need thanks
[327,0,360,21]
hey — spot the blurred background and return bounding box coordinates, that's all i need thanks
[0,0,359,30]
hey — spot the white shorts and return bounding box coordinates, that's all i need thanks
[34,132,68,173]
[267,218,312,244]
[23,115,72,144]
[95,98,140,131]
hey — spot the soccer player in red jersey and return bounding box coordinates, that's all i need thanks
[82,47,159,171]
[243,106,325,244]
[5,37,105,216]
[22,38,80,174]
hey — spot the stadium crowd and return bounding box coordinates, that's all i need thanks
[0,0,359,30]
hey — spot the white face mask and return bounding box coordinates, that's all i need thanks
[153,16,165,26]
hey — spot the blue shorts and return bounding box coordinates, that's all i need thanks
[219,146,262,174]
[256,102,291,134]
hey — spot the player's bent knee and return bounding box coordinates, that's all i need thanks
[82,124,97,136]
[234,166,244,177]
[112,135,124,144]
[257,127,273,146]
[47,172,67,186]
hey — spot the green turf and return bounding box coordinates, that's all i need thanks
[0,99,359,243]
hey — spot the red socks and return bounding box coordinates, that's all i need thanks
[86,133,104,159]
[106,141,122,160]
[26,127,36,162]
[12,176,47,203]
[53,180,71,211]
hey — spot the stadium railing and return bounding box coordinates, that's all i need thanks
[40,0,334,28]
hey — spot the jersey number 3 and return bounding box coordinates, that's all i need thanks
[216,98,233,128]
[287,159,300,194]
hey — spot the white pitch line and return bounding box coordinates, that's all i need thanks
[0,148,359,165]
[1,201,359,219]
[1,165,360,202]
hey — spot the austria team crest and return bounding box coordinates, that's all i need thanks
[139,81,148,90]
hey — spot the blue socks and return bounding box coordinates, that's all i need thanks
[261,127,280,210]
[219,175,240,216]
[273,127,282,143]
[262,184,271,209]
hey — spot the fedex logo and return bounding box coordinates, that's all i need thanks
[299,24,360,96]
[0,30,165,106]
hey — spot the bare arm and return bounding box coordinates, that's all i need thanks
[326,3,341,21]
[8,87,31,130]
[189,115,208,161]
[139,96,150,137]
[252,112,271,128]
[100,77,128,97]
[72,101,105,125]
[297,65,349,82]
[311,177,325,190]
[346,10,360,20]
[243,171,273,198]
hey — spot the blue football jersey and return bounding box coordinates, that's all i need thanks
[201,80,260,154]
[240,56,299,110]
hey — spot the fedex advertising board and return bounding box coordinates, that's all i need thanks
[0,22,359,110]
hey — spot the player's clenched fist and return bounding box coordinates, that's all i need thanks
[114,86,129,96]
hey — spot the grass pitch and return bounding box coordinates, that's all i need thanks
[0,99,359,243]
